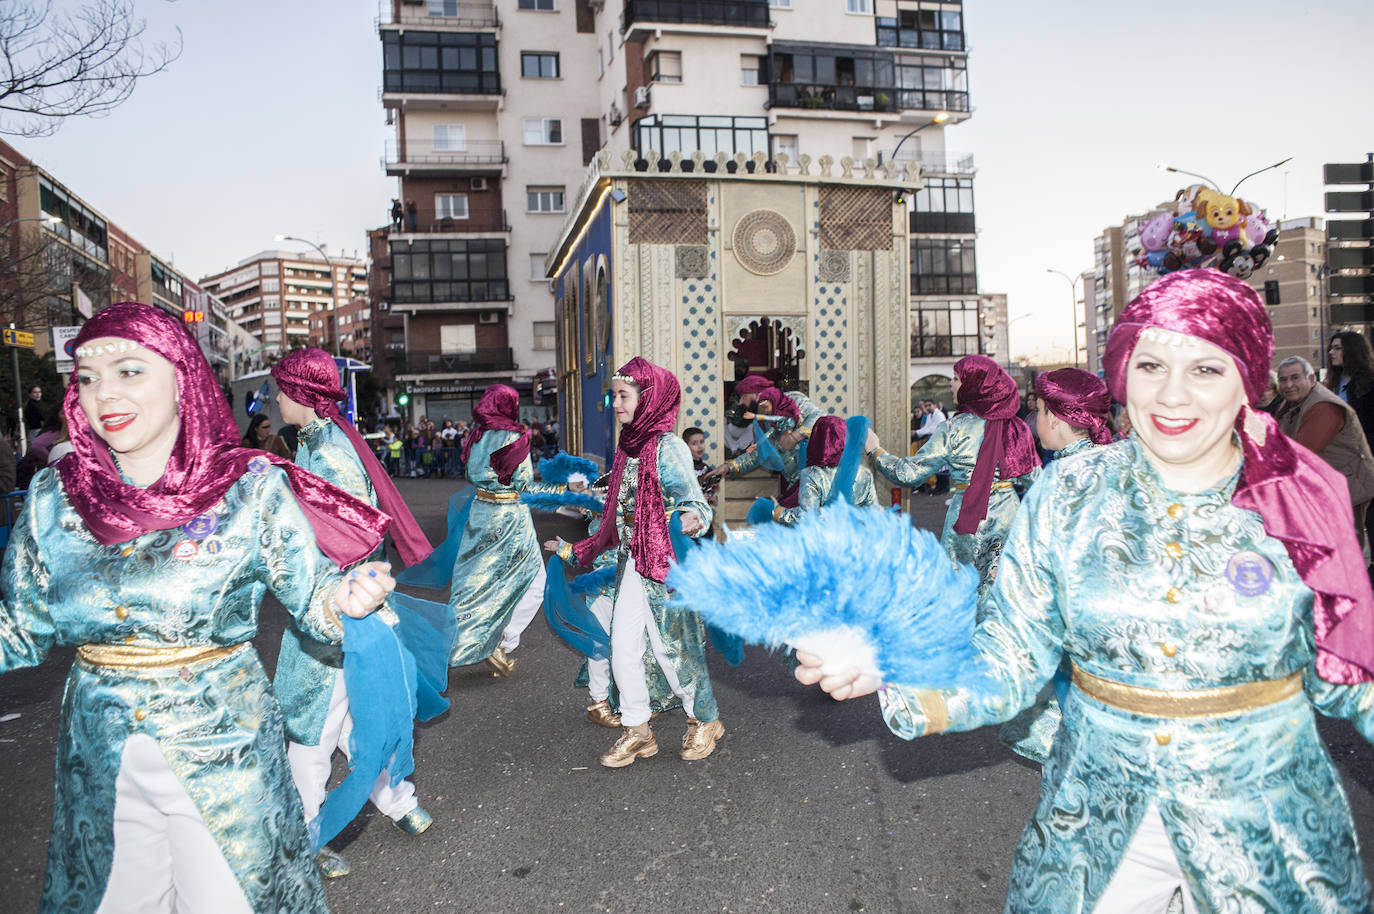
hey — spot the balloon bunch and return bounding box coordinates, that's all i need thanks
[1135,184,1279,280]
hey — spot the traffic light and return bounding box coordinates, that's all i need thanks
[182,309,205,323]
[396,390,410,408]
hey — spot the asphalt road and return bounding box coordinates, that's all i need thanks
[2,478,1374,913]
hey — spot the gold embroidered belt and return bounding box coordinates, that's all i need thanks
[475,488,521,504]
[1071,664,1303,718]
[952,480,1015,492]
[77,642,248,670]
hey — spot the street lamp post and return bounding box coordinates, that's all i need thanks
[889,110,951,167]
[275,234,342,357]
[1046,268,1082,368]
[0,215,61,233]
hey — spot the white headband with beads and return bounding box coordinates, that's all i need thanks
[75,340,140,358]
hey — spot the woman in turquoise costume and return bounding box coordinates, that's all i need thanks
[996,367,1115,766]
[0,303,395,913]
[773,415,877,524]
[548,357,720,768]
[865,354,1039,596]
[447,384,573,675]
[800,271,1374,913]
[271,348,437,878]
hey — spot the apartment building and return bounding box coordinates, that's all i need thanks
[0,138,233,381]
[370,0,988,421]
[200,250,369,358]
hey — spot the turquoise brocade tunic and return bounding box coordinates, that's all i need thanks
[872,412,1035,596]
[880,437,1374,914]
[0,466,343,913]
[615,433,717,721]
[275,418,378,745]
[776,464,878,525]
[448,430,562,666]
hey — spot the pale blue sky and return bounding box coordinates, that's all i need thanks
[19,0,1374,361]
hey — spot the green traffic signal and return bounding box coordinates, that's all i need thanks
[397,392,410,406]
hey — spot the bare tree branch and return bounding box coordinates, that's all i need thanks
[0,0,182,137]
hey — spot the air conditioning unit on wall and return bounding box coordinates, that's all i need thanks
[478,311,500,324]
[470,177,489,191]
[634,86,651,109]
[608,104,623,126]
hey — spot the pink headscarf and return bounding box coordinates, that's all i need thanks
[952,354,1040,535]
[1102,269,1374,684]
[806,415,846,468]
[272,348,432,567]
[461,384,530,486]
[572,357,681,583]
[1035,368,1114,446]
[59,302,388,568]
[756,387,801,424]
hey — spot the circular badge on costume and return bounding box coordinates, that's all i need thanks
[183,510,219,541]
[1226,550,1274,597]
[173,540,199,562]
[247,455,271,475]
[202,538,224,556]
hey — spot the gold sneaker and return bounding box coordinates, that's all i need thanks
[485,647,515,677]
[586,699,622,728]
[316,847,349,879]
[680,718,724,761]
[599,727,658,768]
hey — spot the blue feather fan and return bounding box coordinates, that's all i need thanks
[520,490,607,514]
[667,501,982,689]
[538,452,599,484]
[745,497,776,526]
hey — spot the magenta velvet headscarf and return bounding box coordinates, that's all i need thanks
[952,354,1039,535]
[1101,269,1374,684]
[734,375,773,397]
[461,384,530,486]
[59,302,388,568]
[806,415,846,468]
[756,386,802,423]
[1035,368,1114,446]
[572,357,681,583]
[272,348,432,567]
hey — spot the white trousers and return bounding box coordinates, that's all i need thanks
[499,564,547,652]
[586,594,613,701]
[611,560,692,727]
[1093,806,1199,914]
[97,734,254,914]
[287,675,417,823]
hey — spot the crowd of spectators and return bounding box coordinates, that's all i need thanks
[369,415,559,479]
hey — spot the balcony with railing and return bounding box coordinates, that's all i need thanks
[384,139,506,175]
[377,1,499,30]
[386,347,514,374]
[622,0,770,33]
[888,150,975,175]
[768,83,900,113]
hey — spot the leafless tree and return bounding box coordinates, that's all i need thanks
[0,0,182,137]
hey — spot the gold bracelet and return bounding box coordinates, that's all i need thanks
[771,504,787,523]
[557,542,574,563]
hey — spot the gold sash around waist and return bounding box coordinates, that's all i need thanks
[1071,664,1303,718]
[952,480,1015,492]
[475,488,521,503]
[77,642,247,670]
